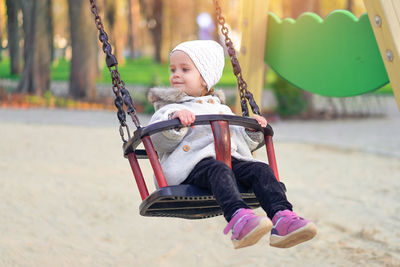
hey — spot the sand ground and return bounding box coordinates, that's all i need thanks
[0,99,399,267]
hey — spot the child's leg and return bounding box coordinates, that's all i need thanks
[183,157,272,249]
[232,159,317,248]
[231,158,292,218]
[183,157,249,221]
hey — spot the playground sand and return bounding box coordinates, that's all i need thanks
[0,109,400,267]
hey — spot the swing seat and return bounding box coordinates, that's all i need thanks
[139,184,260,219]
[123,114,282,220]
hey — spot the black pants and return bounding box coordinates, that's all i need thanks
[183,157,292,222]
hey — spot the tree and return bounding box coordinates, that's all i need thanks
[140,0,163,62]
[127,0,140,59]
[47,0,54,62]
[287,0,320,18]
[18,0,51,95]
[68,0,97,100]
[347,0,353,12]
[0,2,4,61]
[5,0,22,74]
[103,0,126,64]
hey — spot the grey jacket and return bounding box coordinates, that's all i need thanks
[148,87,263,186]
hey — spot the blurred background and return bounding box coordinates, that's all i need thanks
[0,0,394,119]
[1,2,400,266]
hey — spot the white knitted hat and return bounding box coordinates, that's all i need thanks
[171,40,225,91]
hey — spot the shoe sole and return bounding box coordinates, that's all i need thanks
[233,217,273,249]
[270,222,317,248]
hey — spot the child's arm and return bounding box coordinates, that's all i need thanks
[250,114,267,128]
[149,107,191,153]
[171,109,196,127]
[242,114,268,150]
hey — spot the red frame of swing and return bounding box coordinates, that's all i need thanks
[126,117,280,200]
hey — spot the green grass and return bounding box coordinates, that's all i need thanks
[50,58,71,81]
[99,58,170,85]
[0,57,239,87]
[0,58,20,80]
[0,57,394,95]
[98,58,240,87]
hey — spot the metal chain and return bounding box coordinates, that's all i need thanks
[89,0,141,143]
[213,0,260,116]
[90,0,259,139]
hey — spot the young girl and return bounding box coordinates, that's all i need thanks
[148,40,317,249]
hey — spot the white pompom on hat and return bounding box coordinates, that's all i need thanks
[171,40,225,91]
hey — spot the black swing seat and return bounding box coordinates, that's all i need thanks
[139,184,260,219]
[123,114,279,220]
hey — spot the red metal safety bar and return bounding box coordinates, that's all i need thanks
[142,135,168,189]
[127,153,149,200]
[265,135,280,181]
[210,120,232,169]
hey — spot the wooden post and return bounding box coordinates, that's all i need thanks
[364,0,400,110]
[236,0,270,115]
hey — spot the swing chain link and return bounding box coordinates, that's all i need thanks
[89,0,141,143]
[119,124,131,143]
[213,0,260,116]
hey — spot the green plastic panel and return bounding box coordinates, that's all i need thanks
[265,10,389,97]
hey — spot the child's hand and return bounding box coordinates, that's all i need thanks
[250,114,268,128]
[172,109,195,127]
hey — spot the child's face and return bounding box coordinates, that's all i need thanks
[169,51,207,97]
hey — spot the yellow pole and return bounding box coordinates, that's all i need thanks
[364,0,400,110]
[236,0,270,115]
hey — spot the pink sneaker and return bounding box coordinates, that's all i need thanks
[223,208,272,249]
[270,210,317,248]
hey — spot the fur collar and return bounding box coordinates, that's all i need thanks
[147,87,226,110]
